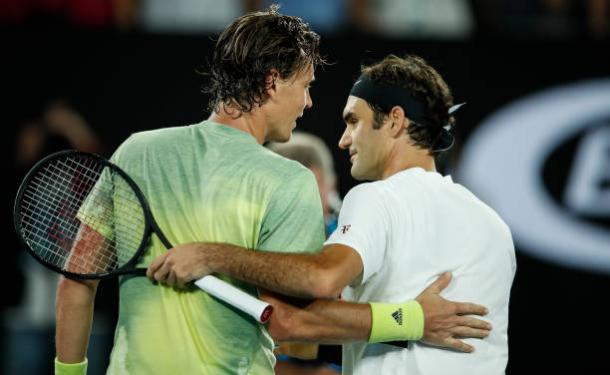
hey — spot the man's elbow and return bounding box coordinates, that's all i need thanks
[307,247,358,299]
[56,276,99,304]
[309,270,343,299]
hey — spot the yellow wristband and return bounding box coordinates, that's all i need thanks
[368,300,424,343]
[54,357,88,375]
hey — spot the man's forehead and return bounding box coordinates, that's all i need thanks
[342,96,369,116]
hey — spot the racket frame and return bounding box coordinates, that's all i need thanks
[14,150,171,280]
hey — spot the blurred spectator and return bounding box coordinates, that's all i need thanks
[254,0,347,33]
[349,0,475,39]
[267,132,342,375]
[4,100,108,375]
[0,0,140,30]
[15,100,104,167]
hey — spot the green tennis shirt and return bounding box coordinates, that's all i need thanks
[104,121,325,374]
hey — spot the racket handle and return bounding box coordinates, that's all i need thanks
[194,275,273,324]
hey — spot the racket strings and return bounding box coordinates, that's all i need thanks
[20,159,105,270]
[18,154,147,276]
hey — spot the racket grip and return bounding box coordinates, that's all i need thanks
[194,275,273,324]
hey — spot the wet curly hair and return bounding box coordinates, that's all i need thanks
[361,54,455,154]
[204,5,325,115]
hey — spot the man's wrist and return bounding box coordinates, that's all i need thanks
[368,300,424,343]
[55,357,88,375]
[198,242,222,271]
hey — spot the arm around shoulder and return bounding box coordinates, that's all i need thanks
[187,242,363,299]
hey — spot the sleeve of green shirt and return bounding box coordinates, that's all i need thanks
[75,168,114,239]
[76,140,141,244]
[257,167,325,254]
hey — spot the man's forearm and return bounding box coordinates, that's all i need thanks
[148,243,361,298]
[202,243,331,298]
[55,276,98,363]
[263,293,371,343]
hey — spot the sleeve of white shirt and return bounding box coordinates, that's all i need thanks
[325,183,389,286]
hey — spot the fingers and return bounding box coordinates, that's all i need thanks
[444,337,474,353]
[451,326,490,339]
[145,246,207,288]
[423,272,452,294]
[456,316,492,331]
[455,302,489,316]
[146,252,169,279]
[146,253,172,283]
[153,262,171,283]
[146,254,189,288]
[422,313,492,353]
[166,269,177,287]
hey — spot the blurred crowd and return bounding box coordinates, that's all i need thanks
[0,0,608,39]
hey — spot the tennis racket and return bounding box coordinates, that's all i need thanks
[14,150,273,323]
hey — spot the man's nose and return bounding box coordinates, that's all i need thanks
[338,128,351,149]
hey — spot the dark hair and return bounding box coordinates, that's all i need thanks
[361,55,455,153]
[204,5,324,115]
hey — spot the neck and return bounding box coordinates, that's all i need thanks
[381,143,436,180]
[208,105,266,144]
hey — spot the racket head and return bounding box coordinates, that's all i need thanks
[14,150,154,280]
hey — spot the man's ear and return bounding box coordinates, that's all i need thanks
[265,69,280,98]
[388,105,407,138]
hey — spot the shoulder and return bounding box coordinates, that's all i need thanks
[345,182,378,198]
[239,146,318,195]
[344,180,390,203]
[259,146,312,179]
[341,181,391,214]
[341,173,427,215]
[127,125,190,145]
[445,180,513,237]
[115,125,190,153]
[109,127,185,167]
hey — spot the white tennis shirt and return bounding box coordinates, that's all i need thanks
[326,167,516,375]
